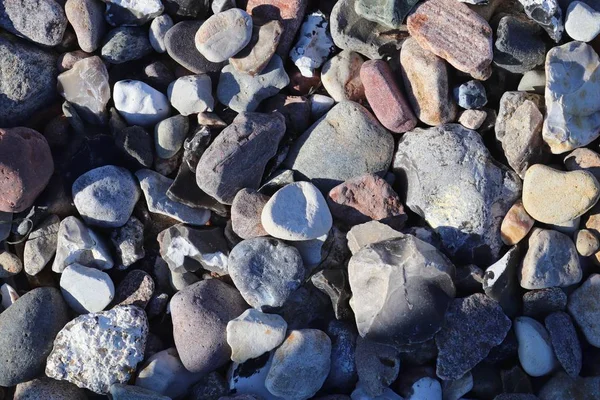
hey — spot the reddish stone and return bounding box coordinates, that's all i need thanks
[0,127,54,212]
[360,60,417,134]
[327,174,407,229]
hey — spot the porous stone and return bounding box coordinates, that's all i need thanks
[228,237,305,310]
[436,294,512,380]
[154,115,189,161]
[355,336,400,397]
[114,80,170,126]
[14,377,87,400]
[523,288,567,318]
[149,14,173,53]
[72,165,140,228]
[290,11,335,77]
[518,0,563,42]
[355,0,419,28]
[195,8,253,63]
[231,188,269,239]
[346,220,403,254]
[227,309,287,363]
[46,306,148,394]
[103,0,164,25]
[400,38,457,126]
[567,273,600,347]
[164,21,225,74]
[393,124,521,265]
[0,0,67,46]
[230,19,283,76]
[285,101,394,193]
[167,75,214,115]
[493,14,546,74]
[113,269,155,308]
[501,201,535,246]
[514,316,558,377]
[101,27,153,64]
[575,229,599,256]
[321,50,365,102]
[65,0,106,52]
[60,263,115,314]
[566,1,600,42]
[545,311,582,377]
[24,215,60,275]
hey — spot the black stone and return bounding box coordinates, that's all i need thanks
[501,365,533,394]
[115,125,154,168]
[493,14,546,74]
[311,269,353,321]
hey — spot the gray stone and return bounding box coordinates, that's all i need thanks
[538,373,600,400]
[355,0,419,28]
[164,21,226,74]
[114,269,155,309]
[0,212,11,242]
[149,14,173,53]
[168,75,214,116]
[393,124,521,265]
[567,273,600,347]
[442,372,473,400]
[14,378,87,400]
[0,0,67,46]
[523,288,567,318]
[196,111,286,204]
[23,214,60,275]
[169,270,200,291]
[435,294,512,380]
[349,236,456,347]
[195,8,253,63]
[228,237,305,310]
[311,268,353,321]
[518,0,563,42]
[346,220,403,254]
[188,372,229,400]
[60,263,115,314]
[493,14,546,74]
[453,80,487,110]
[231,188,269,239]
[217,54,290,113]
[110,216,145,269]
[171,280,248,374]
[518,70,546,94]
[101,27,153,64]
[0,288,69,387]
[514,316,558,377]
[116,125,154,168]
[103,0,164,26]
[154,115,189,159]
[483,246,521,317]
[110,384,170,400]
[290,11,335,77]
[323,321,358,393]
[46,306,148,394]
[355,336,400,397]
[212,0,236,13]
[65,0,106,52]
[545,311,582,377]
[72,165,140,228]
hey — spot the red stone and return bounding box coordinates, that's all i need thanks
[0,127,54,212]
[360,60,417,134]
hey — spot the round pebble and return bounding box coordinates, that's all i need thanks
[113,80,171,126]
[575,228,600,256]
[167,75,214,116]
[60,263,115,314]
[0,251,23,278]
[149,14,173,53]
[195,8,253,63]
[154,115,189,159]
[514,316,558,377]
[453,80,488,109]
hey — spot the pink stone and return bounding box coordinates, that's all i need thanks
[360,60,417,134]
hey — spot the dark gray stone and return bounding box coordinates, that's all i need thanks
[164,21,225,74]
[110,383,170,400]
[500,365,533,394]
[0,0,67,46]
[493,14,546,74]
[163,0,209,17]
[113,270,155,309]
[101,27,153,64]
[483,247,521,318]
[455,264,485,294]
[523,288,567,317]
[545,311,582,377]
[494,394,539,400]
[110,216,145,269]
[116,126,154,168]
[182,125,212,172]
[453,80,488,109]
[188,371,229,400]
[14,377,87,400]
[355,336,400,397]
[355,0,419,28]
[323,321,358,393]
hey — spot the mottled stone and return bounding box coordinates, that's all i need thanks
[568,273,600,347]
[0,0,67,46]
[163,0,209,17]
[230,19,283,76]
[110,384,170,400]
[322,50,365,102]
[346,220,403,254]
[538,373,600,400]
[0,251,22,278]
[576,228,599,256]
[501,201,535,245]
[65,0,106,52]
[101,27,153,64]
[355,336,400,397]
[24,215,60,275]
[195,8,253,63]
[111,216,145,269]
[355,0,419,28]
[565,148,600,182]
[453,80,487,110]
[523,288,567,318]
[114,270,155,308]
[459,109,487,130]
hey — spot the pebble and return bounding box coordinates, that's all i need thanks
[149,14,173,53]
[103,0,164,25]
[188,372,229,400]
[72,165,140,228]
[518,70,546,94]
[575,228,599,256]
[167,75,214,115]
[567,273,600,347]
[0,127,54,213]
[565,1,600,42]
[514,316,558,377]
[60,263,115,314]
[355,337,400,397]
[0,288,69,387]
[290,11,336,77]
[154,115,189,160]
[453,80,488,110]
[46,306,148,394]
[114,80,170,126]
[543,41,600,153]
[501,201,535,245]
[230,19,283,76]
[0,36,57,126]
[407,0,493,80]
[493,14,546,74]
[518,0,563,42]
[14,378,87,400]
[170,280,248,374]
[355,0,419,28]
[265,329,332,399]
[195,8,253,63]
[228,237,305,309]
[538,372,600,400]
[322,50,365,102]
[136,169,211,225]
[52,216,114,273]
[217,54,290,112]
[565,148,600,181]
[484,247,521,318]
[349,235,456,347]
[346,220,403,254]
[114,270,155,308]
[101,27,153,64]
[436,294,512,380]
[164,21,225,74]
[111,383,170,400]
[360,60,417,133]
[196,111,285,204]
[523,288,567,318]
[135,348,203,398]
[231,188,269,239]
[65,0,106,53]
[400,38,457,126]
[0,0,67,46]
[522,164,600,224]
[459,109,488,130]
[545,311,582,377]
[226,309,287,363]
[116,126,154,168]
[24,214,60,275]
[57,50,92,72]
[0,251,22,278]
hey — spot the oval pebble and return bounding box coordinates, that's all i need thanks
[195,8,253,63]
[514,316,558,377]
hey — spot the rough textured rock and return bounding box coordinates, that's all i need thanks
[114,269,155,308]
[0,0,67,46]
[46,306,148,394]
[195,8,253,63]
[196,111,286,204]
[14,378,87,400]
[459,109,487,130]
[523,288,567,318]
[435,294,512,380]
[567,274,600,347]
[230,19,283,76]
[111,216,145,268]
[24,215,60,275]
[493,14,546,74]
[290,11,335,77]
[483,247,521,318]
[355,336,400,397]
[231,188,269,239]
[227,309,288,363]
[518,0,563,42]
[501,201,535,246]
[0,251,22,278]
[349,236,456,347]
[285,101,394,193]
[163,0,209,17]
[0,288,69,387]
[538,373,600,400]
[393,124,522,265]
[407,0,493,80]
[65,0,106,52]
[545,311,582,377]
[321,50,365,102]
[514,316,558,377]
[101,27,153,64]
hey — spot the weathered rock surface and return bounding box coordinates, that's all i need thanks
[355,0,418,28]
[24,215,60,275]
[65,0,106,52]
[545,311,582,377]
[290,11,335,77]
[231,188,270,239]
[0,0,67,46]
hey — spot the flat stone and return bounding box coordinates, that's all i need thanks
[168,75,214,116]
[494,14,546,74]
[321,50,365,102]
[227,309,287,363]
[228,237,305,310]
[217,54,290,113]
[523,288,567,318]
[355,336,400,397]
[346,220,403,254]
[115,125,154,168]
[290,11,335,77]
[349,236,456,347]
[196,111,285,204]
[114,269,155,308]
[0,0,67,46]
[567,273,600,347]
[171,280,248,374]
[24,215,60,275]
[355,0,419,28]
[400,38,457,126]
[110,384,170,400]
[393,124,521,265]
[72,165,140,228]
[543,41,600,153]
[230,19,283,76]
[566,1,600,42]
[136,169,211,225]
[60,263,115,314]
[14,377,87,400]
[518,0,563,42]
[501,200,535,245]
[65,0,106,52]
[538,373,600,400]
[0,288,69,387]
[114,80,170,126]
[545,311,582,377]
[407,0,493,80]
[231,188,269,239]
[154,115,189,160]
[46,306,148,394]
[483,247,521,318]
[195,8,253,63]
[436,294,512,380]
[164,21,225,74]
[575,228,599,256]
[514,316,558,377]
[101,27,153,64]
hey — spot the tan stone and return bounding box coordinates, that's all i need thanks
[564,148,600,183]
[576,229,599,257]
[346,221,403,254]
[321,50,365,102]
[230,20,283,76]
[458,109,487,130]
[501,200,535,246]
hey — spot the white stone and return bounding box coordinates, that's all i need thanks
[212,0,236,13]
[60,263,115,314]
[226,309,288,363]
[514,316,558,377]
[518,70,545,94]
[346,221,403,254]
[309,94,335,120]
[149,14,173,53]
[261,181,333,241]
[407,377,442,400]
[0,283,19,309]
[290,12,335,77]
[113,80,170,126]
[167,75,214,116]
[565,1,600,42]
[104,0,164,25]
[52,216,114,273]
[46,306,148,394]
[195,8,253,63]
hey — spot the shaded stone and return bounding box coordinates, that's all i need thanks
[545,311,582,377]
[453,80,487,110]
[114,269,155,308]
[24,215,60,275]
[501,201,535,246]
[149,14,173,53]
[115,126,153,168]
[346,220,403,254]
[523,288,567,318]
[188,372,229,400]
[322,50,365,102]
[355,336,400,397]
[323,321,358,393]
[0,251,21,278]
[14,377,87,400]
[231,188,269,239]
[110,384,170,400]
[103,0,164,25]
[565,148,600,182]
[483,247,521,317]
[163,0,209,17]
[101,27,153,64]
[231,19,283,76]
[538,373,600,400]
[312,269,353,321]
[0,0,67,46]
[518,0,563,42]
[164,21,225,74]
[576,228,600,256]
[567,274,600,347]
[501,365,533,394]
[493,14,546,74]
[458,109,487,130]
[65,0,106,53]
[195,8,253,63]
[355,0,419,28]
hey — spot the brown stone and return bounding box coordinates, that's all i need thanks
[0,128,54,213]
[57,50,93,72]
[360,60,417,134]
[230,19,283,76]
[565,148,600,183]
[322,50,365,102]
[407,0,493,80]
[501,200,535,246]
[328,174,407,229]
[458,109,487,130]
[231,188,270,239]
[288,68,321,95]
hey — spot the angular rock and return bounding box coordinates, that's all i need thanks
[60,263,115,314]
[230,19,283,76]
[115,125,153,168]
[453,80,487,110]
[114,80,170,126]
[393,124,522,265]
[514,316,558,377]
[65,0,106,52]
[164,21,225,74]
[355,336,400,397]
[518,0,563,42]
[1,283,19,309]
[567,273,600,347]
[545,312,582,377]
[188,372,229,400]
[483,247,521,317]
[101,27,153,64]
[458,109,487,130]
[518,70,546,94]
[113,269,154,309]
[231,188,269,239]
[103,0,164,26]
[346,220,403,254]
[321,50,365,102]
[226,309,287,363]
[163,0,209,17]
[0,0,67,46]
[496,91,545,144]
[494,14,546,74]
[24,215,60,275]
[311,269,353,321]
[565,1,600,42]
[501,201,535,246]
[355,0,419,28]
[290,11,335,77]
[14,378,87,400]
[195,8,253,63]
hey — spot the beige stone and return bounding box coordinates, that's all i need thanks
[458,109,487,130]
[564,148,600,182]
[501,200,535,246]
[230,20,283,76]
[321,50,365,102]
[346,220,403,254]
[576,229,599,257]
